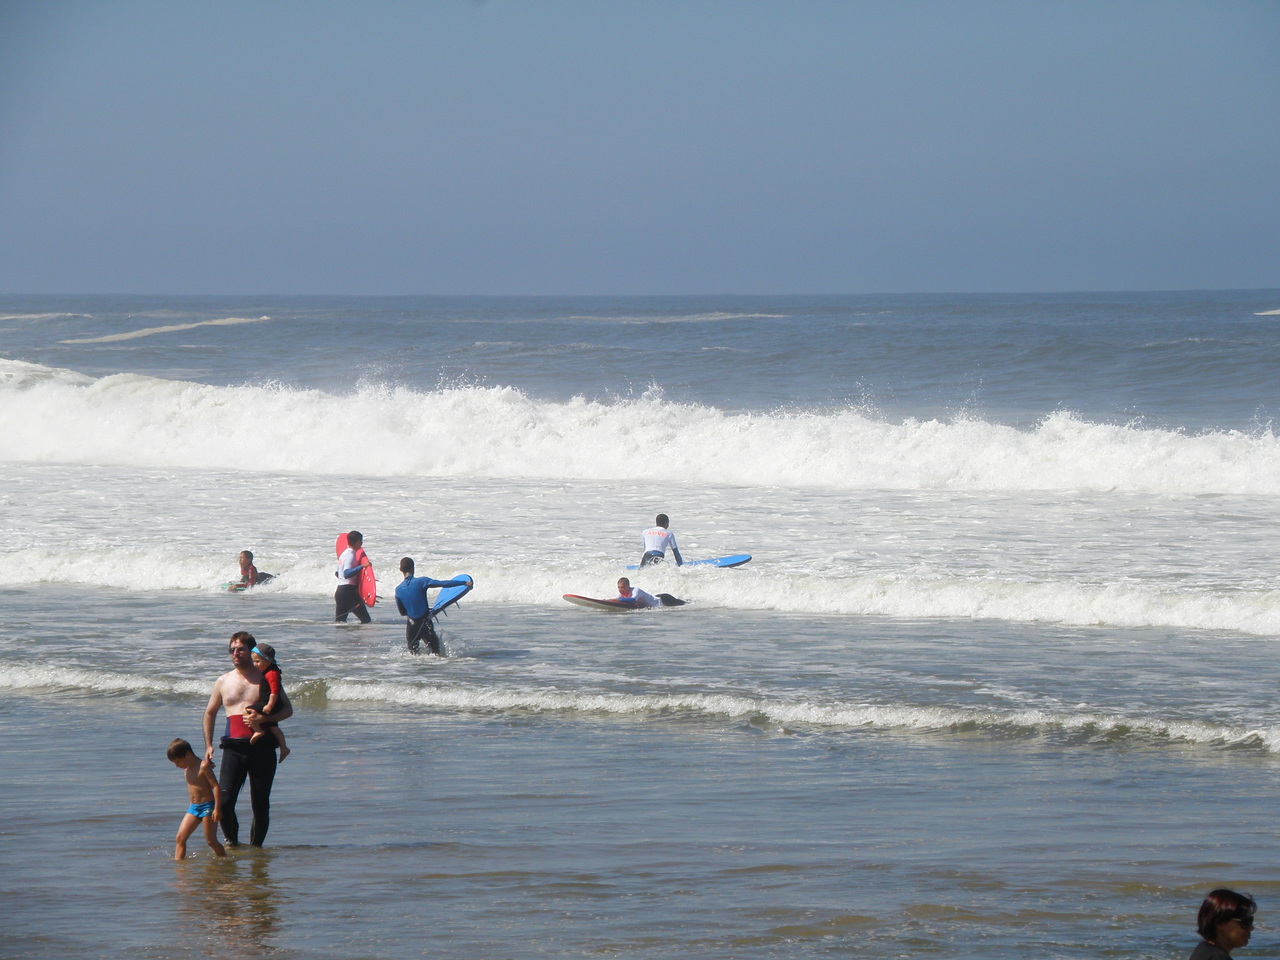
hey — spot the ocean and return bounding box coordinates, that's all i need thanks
[2,291,1280,959]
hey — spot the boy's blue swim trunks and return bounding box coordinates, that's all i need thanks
[187,801,215,819]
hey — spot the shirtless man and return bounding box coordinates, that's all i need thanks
[203,631,293,847]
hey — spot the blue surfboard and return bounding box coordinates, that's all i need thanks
[624,554,751,571]
[430,575,473,617]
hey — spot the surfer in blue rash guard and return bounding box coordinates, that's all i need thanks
[394,557,471,654]
[639,513,683,567]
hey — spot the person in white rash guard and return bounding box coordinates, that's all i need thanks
[616,577,686,608]
[334,530,372,623]
[639,513,683,567]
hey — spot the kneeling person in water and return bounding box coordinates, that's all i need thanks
[617,577,685,608]
[639,513,683,567]
[394,557,471,655]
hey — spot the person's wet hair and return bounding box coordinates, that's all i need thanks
[167,738,193,761]
[400,557,415,575]
[655,514,669,527]
[348,530,363,545]
[1198,889,1257,942]
[229,630,255,652]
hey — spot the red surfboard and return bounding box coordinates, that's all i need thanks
[335,533,377,607]
[562,594,640,612]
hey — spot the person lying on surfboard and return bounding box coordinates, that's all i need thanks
[394,557,471,655]
[236,550,273,588]
[617,577,686,608]
[639,513,683,567]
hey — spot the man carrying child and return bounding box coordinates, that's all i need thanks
[203,631,292,847]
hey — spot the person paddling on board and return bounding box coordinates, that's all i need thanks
[640,514,683,567]
[237,550,273,587]
[335,530,372,623]
[394,557,471,655]
[617,577,686,608]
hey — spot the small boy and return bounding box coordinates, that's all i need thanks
[167,738,226,860]
[237,550,274,587]
[245,644,291,762]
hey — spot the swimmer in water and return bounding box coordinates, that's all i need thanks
[236,550,274,588]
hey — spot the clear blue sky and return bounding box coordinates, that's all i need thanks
[1,1,1276,295]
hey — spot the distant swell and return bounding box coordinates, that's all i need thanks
[2,359,1280,495]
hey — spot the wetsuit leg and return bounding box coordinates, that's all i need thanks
[640,552,664,567]
[244,738,278,846]
[334,584,371,623]
[407,616,441,655]
[217,740,251,846]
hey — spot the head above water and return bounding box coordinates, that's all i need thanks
[617,577,632,595]
[400,557,415,576]
[347,530,363,547]
[655,514,669,528]
[1198,888,1256,949]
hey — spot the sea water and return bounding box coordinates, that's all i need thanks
[2,292,1280,959]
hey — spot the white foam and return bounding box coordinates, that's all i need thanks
[0,312,91,321]
[3,359,1280,496]
[322,679,1280,751]
[0,664,207,697]
[58,316,269,344]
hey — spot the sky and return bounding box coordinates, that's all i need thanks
[0,0,1277,296]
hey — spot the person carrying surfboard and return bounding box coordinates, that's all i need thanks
[335,530,373,623]
[394,557,473,654]
[640,514,683,567]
